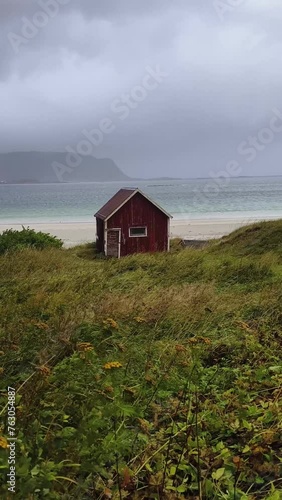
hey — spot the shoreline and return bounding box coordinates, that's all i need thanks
[0,217,279,248]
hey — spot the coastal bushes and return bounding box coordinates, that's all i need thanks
[0,221,282,499]
[0,227,63,255]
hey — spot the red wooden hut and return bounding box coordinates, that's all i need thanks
[94,188,172,257]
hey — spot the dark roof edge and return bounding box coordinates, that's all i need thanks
[95,188,173,220]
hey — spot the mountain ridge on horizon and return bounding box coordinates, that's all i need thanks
[0,151,130,184]
[0,152,281,184]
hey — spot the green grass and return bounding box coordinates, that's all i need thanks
[213,219,282,258]
[0,221,282,499]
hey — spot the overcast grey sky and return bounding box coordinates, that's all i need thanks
[1,0,282,178]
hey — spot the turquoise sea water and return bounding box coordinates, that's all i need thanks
[0,177,282,223]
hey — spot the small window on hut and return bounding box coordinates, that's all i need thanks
[129,227,147,237]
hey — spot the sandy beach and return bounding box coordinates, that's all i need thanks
[0,217,271,248]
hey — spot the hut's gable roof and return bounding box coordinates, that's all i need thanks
[94,188,136,220]
[95,188,172,221]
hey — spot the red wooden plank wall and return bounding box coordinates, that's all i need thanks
[107,192,168,256]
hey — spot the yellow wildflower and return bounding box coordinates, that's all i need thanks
[0,368,4,375]
[76,342,94,352]
[204,337,212,345]
[233,456,241,466]
[103,318,118,329]
[134,316,146,323]
[38,365,51,377]
[188,337,197,344]
[35,322,49,331]
[0,436,9,449]
[104,488,112,499]
[104,385,114,393]
[252,446,266,455]
[175,344,186,352]
[103,361,123,370]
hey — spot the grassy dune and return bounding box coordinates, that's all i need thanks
[0,221,282,499]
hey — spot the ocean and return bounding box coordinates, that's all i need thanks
[0,177,282,223]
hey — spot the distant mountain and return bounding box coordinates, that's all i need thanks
[0,152,130,183]
[149,177,181,181]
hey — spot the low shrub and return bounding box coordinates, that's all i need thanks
[0,227,63,254]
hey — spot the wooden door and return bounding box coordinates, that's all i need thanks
[107,229,120,258]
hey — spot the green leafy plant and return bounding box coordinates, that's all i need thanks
[0,227,63,254]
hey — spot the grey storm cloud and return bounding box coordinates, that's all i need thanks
[0,0,282,177]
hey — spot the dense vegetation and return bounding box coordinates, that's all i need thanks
[0,227,63,255]
[0,221,281,499]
